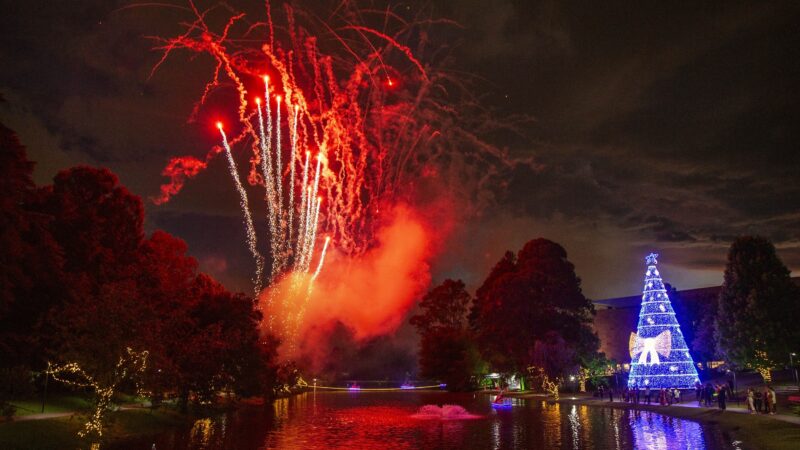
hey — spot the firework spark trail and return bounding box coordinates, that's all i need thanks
[218,122,264,295]
[312,236,331,281]
[291,234,331,350]
[300,185,314,268]
[305,196,322,271]
[295,151,310,263]
[255,97,280,283]
[151,2,520,350]
[263,76,283,275]
[287,105,299,249]
[274,95,284,233]
[252,85,327,338]
[301,155,323,269]
[255,97,280,330]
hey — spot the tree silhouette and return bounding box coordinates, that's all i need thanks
[471,238,598,393]
[715,236,800,381]
[411,279,482,390]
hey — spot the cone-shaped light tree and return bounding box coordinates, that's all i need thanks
[627,253,700,389]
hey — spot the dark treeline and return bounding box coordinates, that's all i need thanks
[412,236,800,393]
[411,239,607,396]
[0,122,280,411]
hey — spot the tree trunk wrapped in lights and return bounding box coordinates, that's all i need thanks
[47,348,148,440]
[578,368,589,393]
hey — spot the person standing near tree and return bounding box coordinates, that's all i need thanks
[747,388,755,413]
[769,386,777,414]
[763,386,772,415]
[705,383,714,407]
[695,381,702,405]
[718,384,727,410]
[755,388,763,413]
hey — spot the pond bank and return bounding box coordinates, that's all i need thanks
[0,406,203,449]
[504,391,800,450]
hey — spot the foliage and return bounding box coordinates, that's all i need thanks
[0,122,281,421]
[715,236,800,379]
[417,328,483,391]
[410,279,472,334]
[410,279,483,390]
[0,401,15,421]
[667,284,718,362]
[470,239,600,392]
[0,123,64,369]
[579,354,612,389]
[0,366,34,400]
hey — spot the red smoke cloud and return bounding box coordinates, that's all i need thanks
[259,204,441,363]
[152,156,208,205]
[308,205,431,339]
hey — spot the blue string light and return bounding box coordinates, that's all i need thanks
[627,253,700,389]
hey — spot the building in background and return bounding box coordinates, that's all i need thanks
[593,277,800,376]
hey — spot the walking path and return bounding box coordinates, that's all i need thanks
[10,404,147,422]
[13,411,76,422]
[563,394,800,426]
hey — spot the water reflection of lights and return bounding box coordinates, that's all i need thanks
[630,411,707,450]
[578,405,591,442]
[139,393,732,449]
[540,401,561,448]
[568,404,580,449]
[489,417,500,449]
[190,418,215,447]
[274,396,290,423]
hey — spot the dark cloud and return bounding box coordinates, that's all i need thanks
[1,0,798,300]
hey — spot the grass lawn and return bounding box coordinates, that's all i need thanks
[0,414,86,449]
[9,394,91,417]
[0,408,189,450]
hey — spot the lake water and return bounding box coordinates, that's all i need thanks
[115,391,741,449]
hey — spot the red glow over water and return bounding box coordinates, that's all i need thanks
[112,391,737,450]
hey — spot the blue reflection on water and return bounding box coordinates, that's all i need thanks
[630,410,706,450]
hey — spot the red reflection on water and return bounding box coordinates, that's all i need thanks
[264,399,486,450]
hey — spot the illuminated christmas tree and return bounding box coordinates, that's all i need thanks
[627,253,700,389]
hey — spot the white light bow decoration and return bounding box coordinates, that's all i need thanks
[629,331,671,365]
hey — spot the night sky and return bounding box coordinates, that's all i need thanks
[1,0,799,301]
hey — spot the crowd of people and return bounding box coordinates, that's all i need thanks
[746,385,778,415]
[595,381,779,414]
[694,381,729,409]
[597,384,685,406]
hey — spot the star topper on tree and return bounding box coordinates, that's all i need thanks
[645,253,658,265]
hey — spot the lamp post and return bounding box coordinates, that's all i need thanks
[41,363,50,414]
[727,369,738,405]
